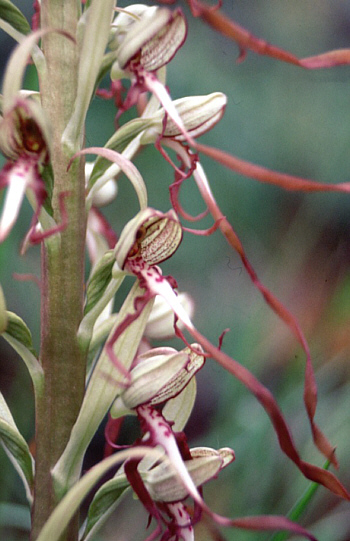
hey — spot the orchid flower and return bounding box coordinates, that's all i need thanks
[104,343,316,541]
[101,340,234,541]
[106,5,193,142]
[0,98,50,242]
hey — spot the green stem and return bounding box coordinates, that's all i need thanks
[30,1,87,539]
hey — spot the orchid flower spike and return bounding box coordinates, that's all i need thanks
[0,97,50,242]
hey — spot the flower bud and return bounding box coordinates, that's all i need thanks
[120,344,205,409]
[85,162,118,207]
[144,447,235,502]
[114,208,182,269]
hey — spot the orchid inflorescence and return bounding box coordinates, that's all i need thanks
[0,1,350,541]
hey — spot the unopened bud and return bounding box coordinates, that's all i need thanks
[85,162,118,207]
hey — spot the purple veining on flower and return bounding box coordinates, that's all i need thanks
[108,334,317,541]
[109,341,234,541]
[106,7,195,144]
[0,100,49,242]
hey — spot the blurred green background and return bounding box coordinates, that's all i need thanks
[1,1,350,540]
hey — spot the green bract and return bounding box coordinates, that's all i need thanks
[0,392,35,505]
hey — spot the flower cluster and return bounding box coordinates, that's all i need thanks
[1,2,350,541]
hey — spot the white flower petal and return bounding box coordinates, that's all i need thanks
[0,162,30,242]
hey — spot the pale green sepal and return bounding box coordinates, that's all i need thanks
[0,392,35,505]
[109,4,159,51]
[62,0,116,148]
[53,282,154,496]
[111,348,199,424]
[0,0,30,36]
[80,147,147,212]
[114,8,186,73]
[88,117,157,189]
[2,30,47,112]
[163,377,196,432]
[113,8,170,69]
[81,473,129,541]
[145,292,194,340]
[146,345,204,407]
[38,447,163,541]
[153,92,227,141]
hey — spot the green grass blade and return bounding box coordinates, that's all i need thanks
[269,460,331,541]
